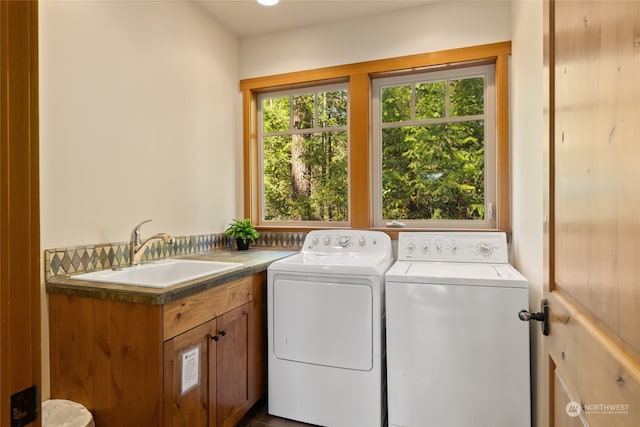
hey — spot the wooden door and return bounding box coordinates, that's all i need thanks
[543,1,640,426]
[164,320,217,427]
[0,2,41,426]
[215,303,252,427]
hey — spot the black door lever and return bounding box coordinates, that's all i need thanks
[518,299,549,336]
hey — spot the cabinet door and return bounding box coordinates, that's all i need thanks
[216,302,253,427]
[164,320,216,427]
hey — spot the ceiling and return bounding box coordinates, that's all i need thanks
[195,0,437,38]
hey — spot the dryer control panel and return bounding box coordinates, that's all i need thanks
[304,230,392,256]
[397,232,509,264]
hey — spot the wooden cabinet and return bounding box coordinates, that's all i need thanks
[215,304,252,427]
[164,320,216,426]
[49,273,267,427]
[163,303,254,427]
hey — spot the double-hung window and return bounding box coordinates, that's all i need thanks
[257,83,349,226]
[372,64,497,229]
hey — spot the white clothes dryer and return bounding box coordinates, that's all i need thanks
[385,232,530,427]
[267,230,393,427]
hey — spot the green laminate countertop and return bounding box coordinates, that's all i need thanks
[45,248,297,305]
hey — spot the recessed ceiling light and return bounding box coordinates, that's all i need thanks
[257,0,279,6]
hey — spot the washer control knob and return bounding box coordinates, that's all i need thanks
[323,236,331,245]
[406,242,416,253]
[339,236,350,247]
[477,242,493,256]
[358,237,366,246]
[312,236,319,245]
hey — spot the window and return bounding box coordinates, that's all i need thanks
[241,42,511,231]
[372,64,497,228]
[257,84,349,226]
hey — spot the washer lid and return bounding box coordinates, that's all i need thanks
[385,261,528,288]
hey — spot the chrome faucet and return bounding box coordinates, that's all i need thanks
[129,219,175,266]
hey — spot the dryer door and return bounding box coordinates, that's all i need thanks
[273,277,373,371]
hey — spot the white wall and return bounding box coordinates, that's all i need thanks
[240,0,511,79]
[40,0,239,250]
[39,0,239,399]
[510,0,544,426]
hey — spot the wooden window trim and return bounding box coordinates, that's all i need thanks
[240,41,512,233]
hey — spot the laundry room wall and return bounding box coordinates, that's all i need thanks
[510,1,544,425]
[239,1,510,79]
[39,0,238,399]
[39,0,239,249]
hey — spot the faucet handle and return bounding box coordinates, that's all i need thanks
[134,219,152,229]
[131,219,152,244]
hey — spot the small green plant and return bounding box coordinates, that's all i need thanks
[225,219,260,245]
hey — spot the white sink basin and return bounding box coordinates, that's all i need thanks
[70,259,242,288]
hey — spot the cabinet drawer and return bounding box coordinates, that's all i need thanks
[163,276,253,340]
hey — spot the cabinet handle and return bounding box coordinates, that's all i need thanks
[211,329,226,341]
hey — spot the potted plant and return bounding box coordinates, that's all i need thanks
[225,218,260,250]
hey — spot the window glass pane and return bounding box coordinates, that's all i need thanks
[318,90,348,127]
[263,134,293,220]
[263,97,290,132]
[263,131,348,221]
[415,81,446,120]
[381,85,411,123]
[450,77,484,117]
[293,94,314,129]
[261,84,349,225]
[381,120,485,220]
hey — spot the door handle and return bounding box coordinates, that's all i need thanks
[519,299,549,336]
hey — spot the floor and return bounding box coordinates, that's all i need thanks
[238,400,317,427]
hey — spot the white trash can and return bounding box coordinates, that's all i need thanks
[42,399,94,427]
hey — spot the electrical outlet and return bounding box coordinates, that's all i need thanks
[10,385,38,427]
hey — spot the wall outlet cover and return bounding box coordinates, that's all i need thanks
[10,385,38,427]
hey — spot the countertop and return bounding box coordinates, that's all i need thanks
[45,248,297,305]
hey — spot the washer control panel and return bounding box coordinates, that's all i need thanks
[304,230,391,255]
[397,232,509,263]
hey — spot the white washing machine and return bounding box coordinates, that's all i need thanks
[385,232,530,427]
[267,230,393,427]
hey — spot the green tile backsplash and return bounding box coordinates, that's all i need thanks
[44,231,305,280]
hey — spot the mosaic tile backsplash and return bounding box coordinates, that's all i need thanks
[45,231,306,280]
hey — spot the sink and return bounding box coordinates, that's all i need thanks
[70,259,242,288]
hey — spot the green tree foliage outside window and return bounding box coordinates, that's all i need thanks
[261,87,348,222]
[380,76,486,221]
